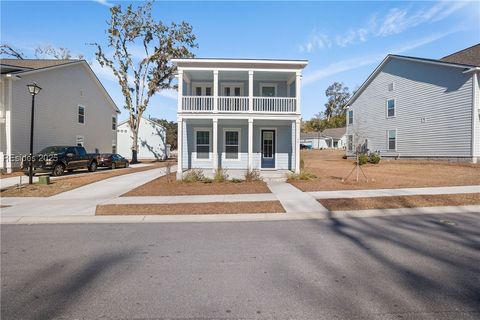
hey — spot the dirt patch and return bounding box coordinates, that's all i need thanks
[123,173,270,196]
[96,201,284,215]
[1,161,175,197]
[290,150,480,191]
[319,193,480,211]
[0,171,24,179]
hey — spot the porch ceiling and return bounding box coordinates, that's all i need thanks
[184,70,295,82]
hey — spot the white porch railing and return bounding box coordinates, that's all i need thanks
[180,96,297,113]
[182,96,214,112]
[218,96,249,112]
[253,97,296,113]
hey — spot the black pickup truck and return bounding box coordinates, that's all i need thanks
[22,146,99,176]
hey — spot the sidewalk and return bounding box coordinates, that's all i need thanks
[267,181,328,213]
[308,185,480,199]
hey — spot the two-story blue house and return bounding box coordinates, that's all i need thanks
[172,58,308,179]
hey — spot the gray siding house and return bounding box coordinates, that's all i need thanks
[346,44,480,163]
[301,127,346,149]
[173,58,307,179]
[0,59,120,172]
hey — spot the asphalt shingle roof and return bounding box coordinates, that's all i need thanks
[440,43,480,67]
[0,59,78,71]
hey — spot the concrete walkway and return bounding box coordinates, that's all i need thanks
[267,181,328,213]
[0,166,175,217]
[0,163,152,190]
[309,185,480,199]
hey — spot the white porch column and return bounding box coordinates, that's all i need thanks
[248,70,254,113]
[295,119,301,174]
[176,118,183,180]
[295,71,301,115]
[212,118,218,171]
[213,70,219,113]
[248,118,253,169]
[176,70,183,113]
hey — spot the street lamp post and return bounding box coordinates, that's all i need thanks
[26,83,42,185]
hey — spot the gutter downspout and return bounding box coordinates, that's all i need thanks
[472,71,478,163]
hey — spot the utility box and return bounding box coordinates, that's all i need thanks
[38,176,50,185]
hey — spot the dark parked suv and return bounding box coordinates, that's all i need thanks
[22,146,99,176]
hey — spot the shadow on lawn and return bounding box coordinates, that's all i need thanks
[271,211,480,317]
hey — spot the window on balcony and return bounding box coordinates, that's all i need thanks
[195,129,211,160]
[260,83,277,97]
[222,83,243,96]
[193,83,213,96]
[224,129,240,160]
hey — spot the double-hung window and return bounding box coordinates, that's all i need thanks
[195,129,211,160]
[78,106,85,124]
[348,110,353,125]
[387,99,395,118]
[387,130,396,151]
[112,116,117,130]
[347,135,353,151]
[224,129,240,160]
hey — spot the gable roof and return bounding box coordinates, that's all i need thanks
[440,43,480,67]
[1,59,120,113]
[118,117,166,130]
[0,59,78,72]
[347,54,476,106]
[301,127,346,140]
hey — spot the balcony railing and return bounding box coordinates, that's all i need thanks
[182,96,214,112]
[218,96,249,112]
[181,96,297,113]
[253,97,296,113]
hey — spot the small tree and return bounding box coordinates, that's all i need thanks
[0,44,25,59]
[93,1,197,163]
[34,45,84,60]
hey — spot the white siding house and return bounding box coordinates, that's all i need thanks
[117,117,168,160]
[173,58,308,179]
[346,45,480,162]
[0,59,120,172]
[301,127,346,149]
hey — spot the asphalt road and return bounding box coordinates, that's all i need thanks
[1,212,479,319]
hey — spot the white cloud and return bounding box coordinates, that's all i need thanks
[92,0,114,8]
[302,30,458,85]
[299,1,470,52]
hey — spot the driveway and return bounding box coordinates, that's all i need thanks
[1,211,479,319]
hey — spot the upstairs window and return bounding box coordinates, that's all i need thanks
[112,116,117,130]
[387,99,395,118]
[348,110,353,125]
[195,129,211,160]
[78,106,85,124]
[225,129,240,160]
[260,84,276,97]
[387,130,396,150]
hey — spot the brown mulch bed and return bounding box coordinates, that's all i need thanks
[96,201,285,215]
[0,161,175,197]
[0,171,24,179]
[290,150,480,192]
[319,193,480,211]
[122,173,270,196]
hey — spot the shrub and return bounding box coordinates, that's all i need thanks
[368,152,381,164]
[182,168,205,183]
[230,178,243,183]
[286,170,317,181]
[357,153,368,165]
[300,158,305,170]
[202,177,213,183]
[244,169,262,182]
[214,167,229,182]
[342,154,347,159]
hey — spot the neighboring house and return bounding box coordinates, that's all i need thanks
[0,59,120,172]
[345,44,480,162]
[173,58,308,179]
[301,127,346,149]
[117,117,168,160]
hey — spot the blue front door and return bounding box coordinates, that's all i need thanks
[261,130,275,169]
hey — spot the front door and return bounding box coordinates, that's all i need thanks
[261,130,275,169]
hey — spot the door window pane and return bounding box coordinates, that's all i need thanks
[195,87,202,96]
[262,131,273,158]
[234,87,241,96]
[205,87,212,96]
[261,86,275,97]
[224,87,231,96]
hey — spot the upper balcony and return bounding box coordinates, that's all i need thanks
[172,58,308,115]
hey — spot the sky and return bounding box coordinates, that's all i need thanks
[1,1,479,122]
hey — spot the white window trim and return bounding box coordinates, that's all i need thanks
[76,135,85,147]
[259,83,278,97]
[112,115,117,130]
[259,127,277,170]
[386,98,396,118]
[222,128,241,161]
[387,129,397,151]
[191,82,213,96]
[193,127,212,161]
[78,105,85,125]
[348,110,354,125]
[220,82,245,96]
